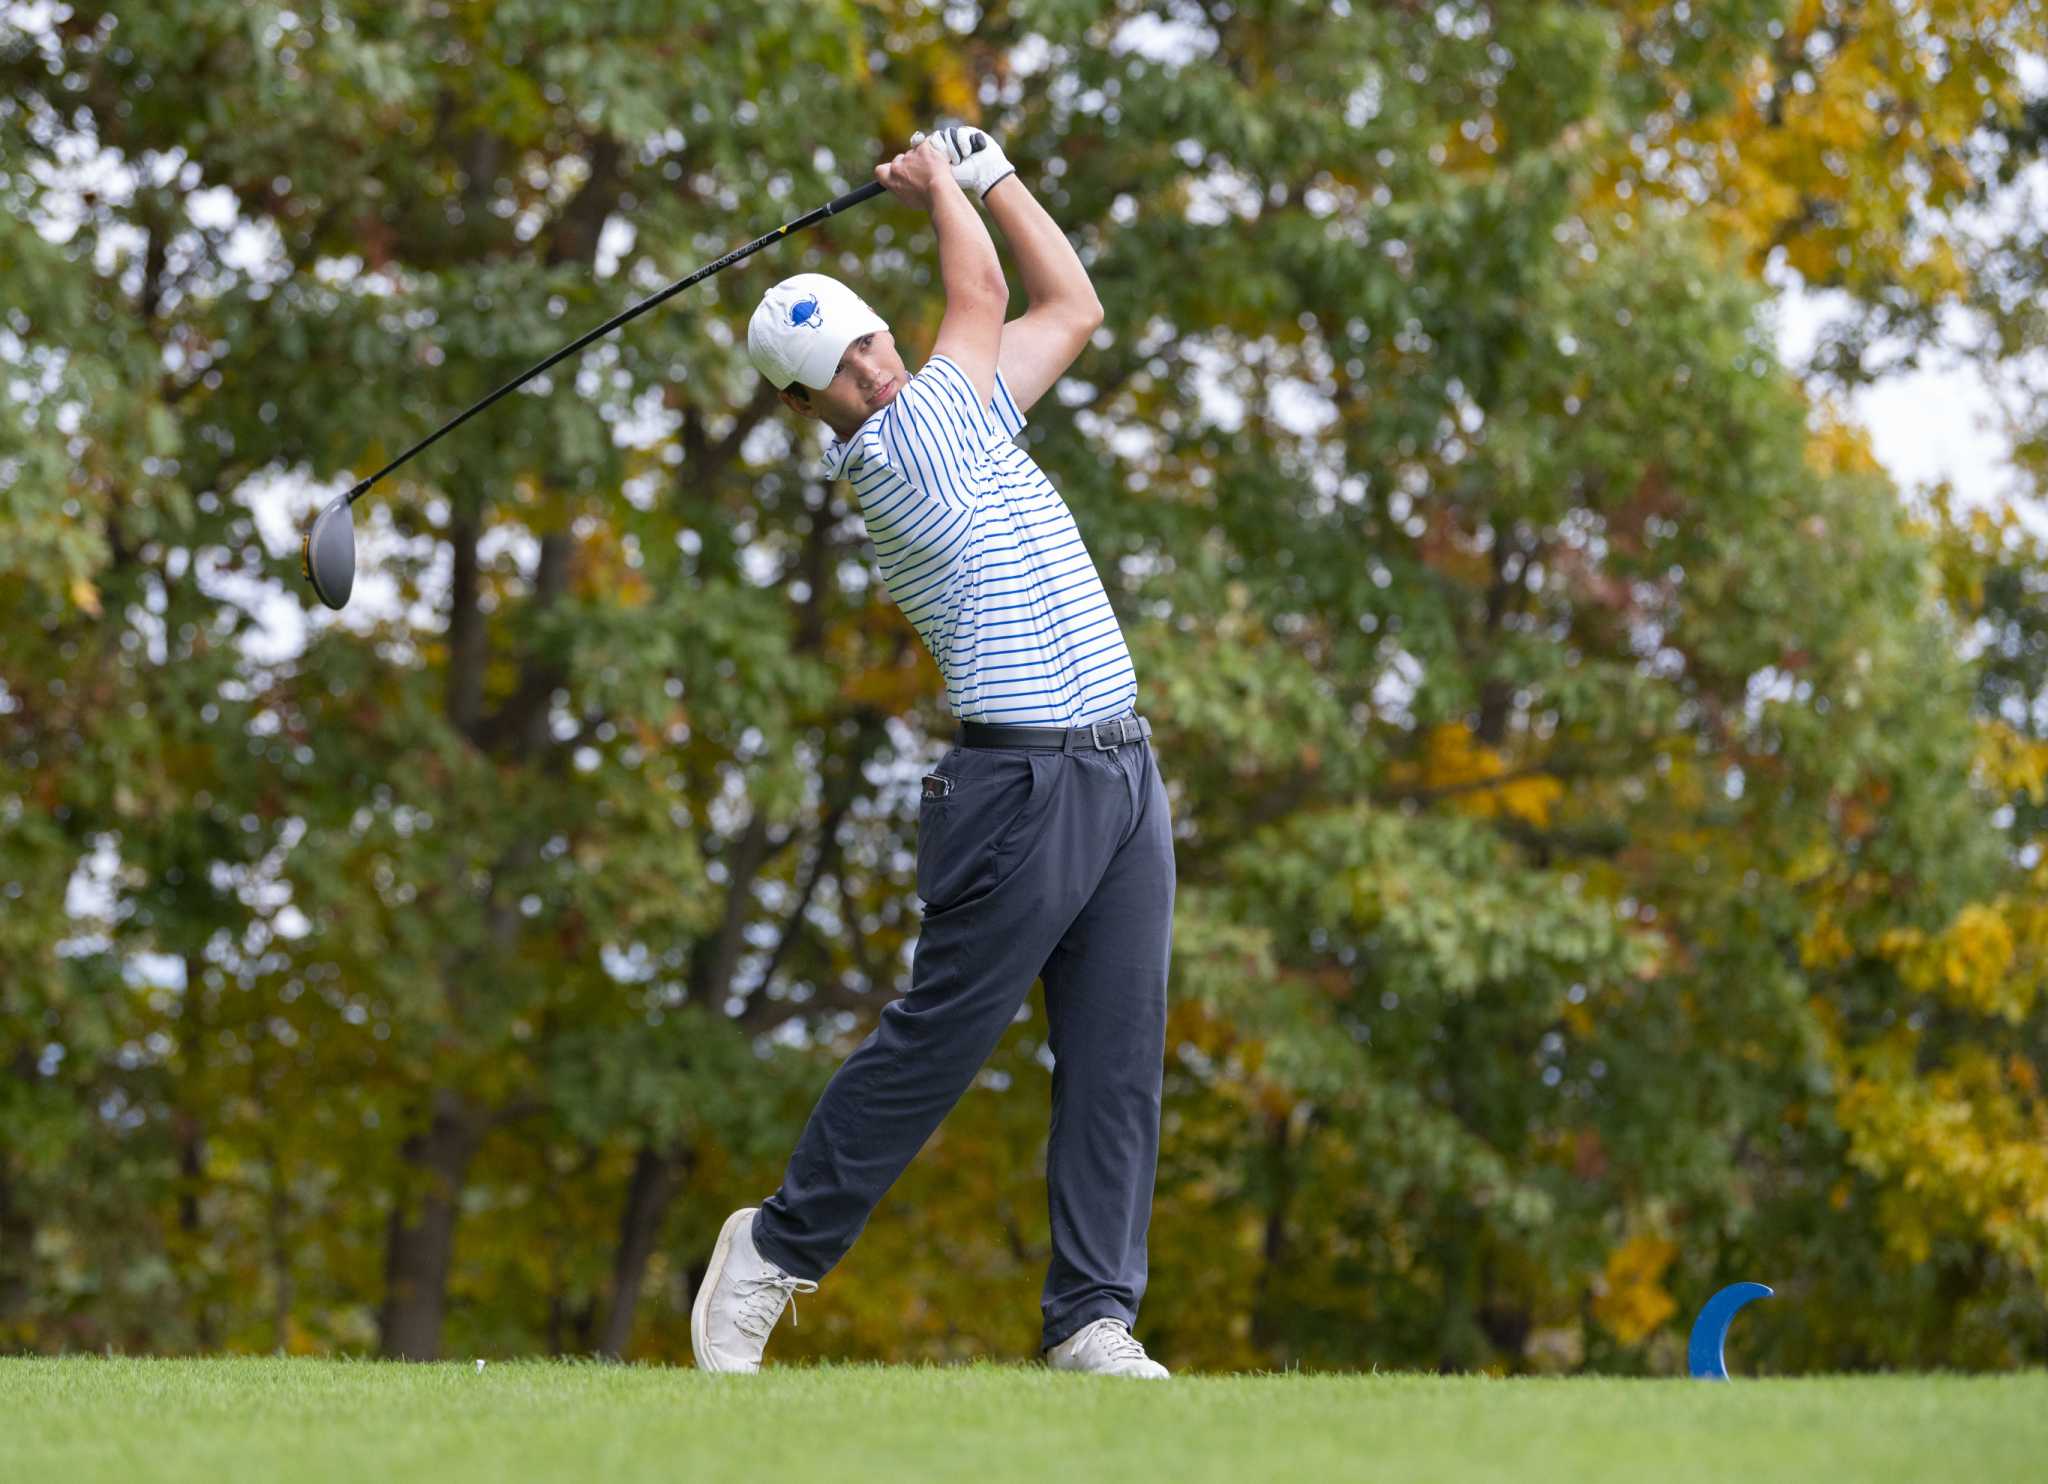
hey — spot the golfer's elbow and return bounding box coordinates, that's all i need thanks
[952,262,1010,309]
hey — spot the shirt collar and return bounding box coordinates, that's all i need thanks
[819,408,885,482]
[820,429,859,482]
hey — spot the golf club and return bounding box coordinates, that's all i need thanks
[301,176,889,610]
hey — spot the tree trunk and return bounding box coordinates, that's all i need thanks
[1436,1003,1487,1372]
[597,1142,694,1359]
[377,1088,489,1359]
[1435,1217,1485,1372]
[547,1289,597,1357]
[1248,1107,1297,1358]
[446,508,486,734]
[175,952,215,1347]
[267,1143,294,1353]
[0,1159,30,1325]
[0,1048,37,1322]
[173,1107,216,1348]
[677,1253,711,1323]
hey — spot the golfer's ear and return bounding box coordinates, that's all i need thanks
[780,386,817,419]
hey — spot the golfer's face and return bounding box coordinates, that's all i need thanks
[815,331,905,427]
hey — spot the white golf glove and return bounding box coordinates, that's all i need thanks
[913,123,1016,201]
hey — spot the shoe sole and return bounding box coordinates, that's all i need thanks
[1047,1360,1172,1378]
[691,1206,756,1372]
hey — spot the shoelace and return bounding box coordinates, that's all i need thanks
[732,1270,820,1340]
[1090,1320,1152,1364]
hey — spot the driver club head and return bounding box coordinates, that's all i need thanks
[302,494,357,610]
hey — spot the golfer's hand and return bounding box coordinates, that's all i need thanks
[875,137,957,212]
[923,122,1016,201]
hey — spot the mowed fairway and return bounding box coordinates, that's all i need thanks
[4,1358,2043,1482]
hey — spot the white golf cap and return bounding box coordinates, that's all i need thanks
[747,273,890,391]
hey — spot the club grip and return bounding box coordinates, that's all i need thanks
[825,179,888,215]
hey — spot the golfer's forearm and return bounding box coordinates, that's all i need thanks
[983,175,1102,321]
[929,177,1008,306]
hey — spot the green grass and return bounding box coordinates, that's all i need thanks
[4,1357,2044,1482]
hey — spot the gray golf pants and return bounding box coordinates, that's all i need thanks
[750,717,1175,1355]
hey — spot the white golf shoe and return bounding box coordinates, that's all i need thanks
[690,1206,820,1373]
[1043,1317,1170,1378]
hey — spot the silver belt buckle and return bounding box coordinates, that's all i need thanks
[1088,717,1134,752]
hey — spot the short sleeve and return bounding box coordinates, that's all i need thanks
[905,354,1028,443]
[989,367,1028,440]
[910,354,1010,436]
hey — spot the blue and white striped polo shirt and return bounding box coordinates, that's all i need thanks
[820,353,1138,727]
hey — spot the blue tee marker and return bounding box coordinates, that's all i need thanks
[1688,1282,1774,1379]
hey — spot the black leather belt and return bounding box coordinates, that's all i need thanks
[958,710,1152,753]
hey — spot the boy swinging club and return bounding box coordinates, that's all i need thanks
[691,126,1176,1378]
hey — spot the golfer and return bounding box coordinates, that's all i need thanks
[690,128,1175,1378]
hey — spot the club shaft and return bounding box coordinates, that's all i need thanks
[342,178,888,505]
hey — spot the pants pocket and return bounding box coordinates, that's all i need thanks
[916,749,1054,911]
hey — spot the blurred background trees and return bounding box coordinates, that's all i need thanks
[4,0,2046,1372]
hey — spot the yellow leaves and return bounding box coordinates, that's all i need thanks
[1879,899,2042,1023]
[1167,996,1240,1063]
[1973,720,2048,806]
[1588,0,2047,308]
[1785,838,1836,887]
[828,607,942,710]
[280,1313,321,1356]
[929,55,979,122]
[879,97,918,152]
[1803,722,2048,1016]
[1385,722,1565,828]
[1833,1042,2048,1274]
[568,522,650,609]
[1801,403,1883,480]
[875,35,981,144]
[1252,1080,1297,1125]
[1590,1233,1678,1345]
[69,577,102,616]
[1915,484,2031,619]
[1926,904,2013,1007]
[1653,748,1714,814]
[1799,909,1854,971]
[1487,781,1565,831]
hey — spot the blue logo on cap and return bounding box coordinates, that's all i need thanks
[788,293,823,332]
